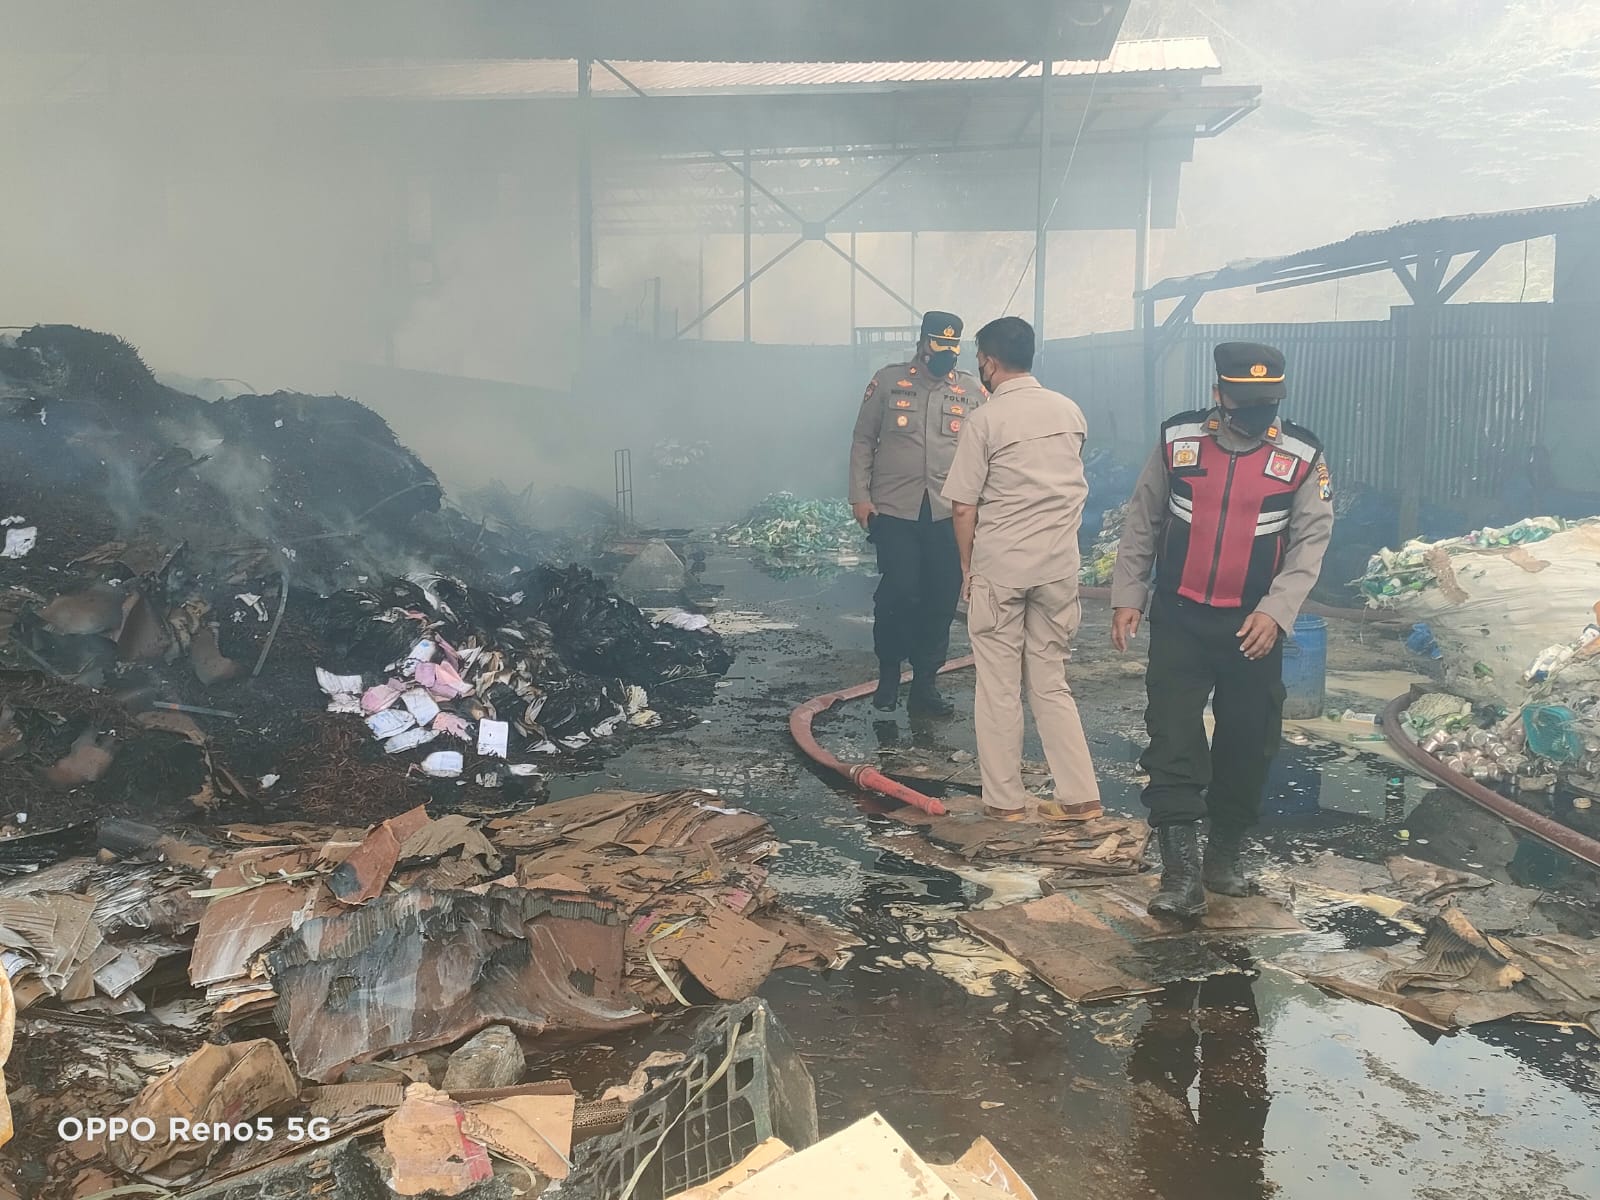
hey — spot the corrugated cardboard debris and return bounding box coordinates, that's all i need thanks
[953,1136,1038,1200]
[327,805,432,904]
[0,962,13,1150]
[932,1166,1017,1200]
[460,1085,576,1180]
[188,878,325,990]
[706,1112,988,1199]
[268,886,645,1082]
[667,1139,794,1199]
[888,797,1149,876]
[1276,906,1600,1032]
[960,879,1303,1003]
[108,1039,299,1183]
[678,907,787,1001]
[383,1083,493,1197]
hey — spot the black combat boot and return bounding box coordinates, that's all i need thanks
[1202,826,1253,896]
[907,670,953,718]
[872,661,902,712]
[1148,821,1207,919]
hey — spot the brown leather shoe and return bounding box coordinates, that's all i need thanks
[1037,799,1104,823]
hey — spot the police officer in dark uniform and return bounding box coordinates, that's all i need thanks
[849,312,987,715]
[1110,343,1334,918]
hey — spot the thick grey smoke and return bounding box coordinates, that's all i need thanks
[1,0,1596,521]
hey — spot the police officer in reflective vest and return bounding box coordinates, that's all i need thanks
[1110,343,1333,918]
[849,311,987,715]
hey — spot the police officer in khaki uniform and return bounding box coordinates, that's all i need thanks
[1111,343,1334,919]
[942,316,1101,819]
[849,311,987,715]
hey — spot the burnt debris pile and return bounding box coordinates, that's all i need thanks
[0,326,734,830]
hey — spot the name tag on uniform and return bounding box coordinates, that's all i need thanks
[1171,440,1200,468]
[1265,450,1297,481]
[894,397,912,408]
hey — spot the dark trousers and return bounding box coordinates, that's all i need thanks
[1140,591,1285,831]
[1128,972,1270,1200]
[871,499,961,676]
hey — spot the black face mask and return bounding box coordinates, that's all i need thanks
[1225,401,1279,439]
[978,360,995,394]
[927,349,957,378]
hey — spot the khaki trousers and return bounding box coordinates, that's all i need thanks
[967,574,1101,810]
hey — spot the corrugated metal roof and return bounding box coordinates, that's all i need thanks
[1145,198,1600,301]
[303,37,1220,101]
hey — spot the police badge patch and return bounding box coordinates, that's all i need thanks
[1265,450,1297,481]
[1171,439,1200,468]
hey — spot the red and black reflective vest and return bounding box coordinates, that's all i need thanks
[1156,409,1323,611]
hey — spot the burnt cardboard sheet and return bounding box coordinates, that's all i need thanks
[327,805,431,904]
[890,797,1149,875]
[268,885,646,1083]
[1276,908,1600,1032]
[960,879,1304,1003]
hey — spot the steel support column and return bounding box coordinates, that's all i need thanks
[1033,56,1052,345]
[1397,254,1446,541]
[849,231,858,342]
[577,57,594,339]
[743,148,752,342]
[1133,139,1152,328]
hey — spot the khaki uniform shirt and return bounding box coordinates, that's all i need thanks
[940,374,1090,589]
[1109,412,1335,633]
[849,358,987,521]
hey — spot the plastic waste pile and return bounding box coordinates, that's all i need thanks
[720,492,864,561]
[1357,517,1600,708]
[1080,501,1127,587]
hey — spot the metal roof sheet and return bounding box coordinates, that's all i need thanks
[300,38,1220,102]
[1144,198,1600,301]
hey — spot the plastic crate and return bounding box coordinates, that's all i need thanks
[559,999,817,1200]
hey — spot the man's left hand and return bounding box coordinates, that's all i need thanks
[961,572,972,604]
[1237,612,1282,660]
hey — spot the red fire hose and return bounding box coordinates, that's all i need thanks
[1381,693,1600,872]
[789,657,976,817]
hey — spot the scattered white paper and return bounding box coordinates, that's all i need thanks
[316,667,364,696]
[476,719,509,759]
[475,771,503,788]
[432,712,472,740]
[326,695,362,715]
[657,609,711,632]
[591,714,624,738]
[384,727,439,754]
[259,774,281,789]
[401,689,441,726]
[366,709,416,740]
[528,740,560,756]
[508,764,541,777]
[236,593,269,622]
[0,516,25,526]
[362,681,403,714]
[402,639,437,676]
[560,734,591,750]
[420,751,464,778]
[2,527,38,559]
[273,418,284,428]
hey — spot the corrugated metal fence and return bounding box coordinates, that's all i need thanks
[1044,303,1551,501]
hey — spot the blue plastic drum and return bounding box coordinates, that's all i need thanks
[1281,614,1328,720]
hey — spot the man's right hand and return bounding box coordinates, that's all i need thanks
[1111,607,1143,653]
[852,502,877,530]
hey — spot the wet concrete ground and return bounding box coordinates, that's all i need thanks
[554,554,1600,1200]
